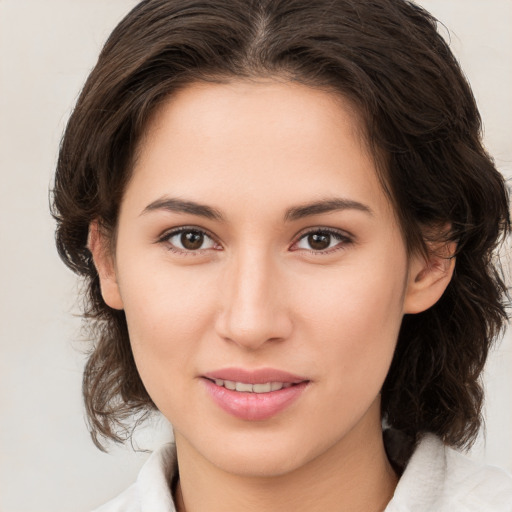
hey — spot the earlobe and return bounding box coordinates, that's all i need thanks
[88,221,124,310]
[403,242,456,314]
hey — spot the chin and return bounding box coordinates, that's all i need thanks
[184,423,344,479]
[210,442,312,478]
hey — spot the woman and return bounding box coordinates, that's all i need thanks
[52,0,512,510]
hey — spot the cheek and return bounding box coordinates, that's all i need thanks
[296,257,407,387]
[116,258,218,389]
[288,273,405,439]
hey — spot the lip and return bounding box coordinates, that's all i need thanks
[203,367,308,384]
[201,367,310,421]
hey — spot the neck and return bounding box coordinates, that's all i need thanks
[173,405,398,512]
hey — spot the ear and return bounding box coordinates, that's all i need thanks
[88,221,124,310]
[403,241,456,314]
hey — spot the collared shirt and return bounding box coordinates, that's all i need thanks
[93,434,512,511]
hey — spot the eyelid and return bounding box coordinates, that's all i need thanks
[156,225,353,255]
[157,225,222,253]
[290,227,354,253]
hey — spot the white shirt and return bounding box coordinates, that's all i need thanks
[92,434,512,511]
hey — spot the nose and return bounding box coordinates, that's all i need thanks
[214,247,293,350]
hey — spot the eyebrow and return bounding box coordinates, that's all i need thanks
[284,198,373,221]
[140,196,373,222]
[141,197,225,221]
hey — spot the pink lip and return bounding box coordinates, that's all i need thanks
[201,367,310,421]
[203,367,308,384]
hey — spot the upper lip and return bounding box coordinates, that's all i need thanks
[202,367,309,384]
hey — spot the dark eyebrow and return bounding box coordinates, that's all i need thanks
[141,196,372,222]
[284,198,373,222]
[140,197,225,221]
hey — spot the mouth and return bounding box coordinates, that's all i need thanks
[202,367,308,386]
[201,368,310,421]
[204,378,299,394]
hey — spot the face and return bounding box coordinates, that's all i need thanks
[95,80,440,477]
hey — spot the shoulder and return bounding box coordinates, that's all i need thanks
[91,443,178,512]
[386,434,512,512]
[443,442,512,510]
[92,484,140,512]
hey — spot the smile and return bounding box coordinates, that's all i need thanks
[208,379,294,393]
[201,368,310,421]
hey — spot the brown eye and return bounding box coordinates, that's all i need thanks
[307,233,331,250]
[294,229,351,253]
[165,228,217,252]
[181,230,204,250]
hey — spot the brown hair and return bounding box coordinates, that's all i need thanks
[52,0,510,451]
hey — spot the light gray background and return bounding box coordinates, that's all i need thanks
[0,1,511,511]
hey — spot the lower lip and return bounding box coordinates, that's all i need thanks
[202,379,309,421]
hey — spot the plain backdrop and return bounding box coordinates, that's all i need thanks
[0,1,511,511]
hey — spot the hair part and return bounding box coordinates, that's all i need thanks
[52,0,510,451]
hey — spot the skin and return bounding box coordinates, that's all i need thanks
[91,80,454,512]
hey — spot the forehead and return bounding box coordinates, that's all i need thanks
[126,80,392,220]
[141,79,369,160]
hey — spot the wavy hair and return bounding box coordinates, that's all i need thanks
[52,0,510,451]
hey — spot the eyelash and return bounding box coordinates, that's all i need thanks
[157,226,353,256]
[157,226,221,255]
[292,228,353,255]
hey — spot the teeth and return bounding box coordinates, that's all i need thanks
[224,380,236,390]
[211,379,294,393]
[253,383,272,393]
[235,382,253,392]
